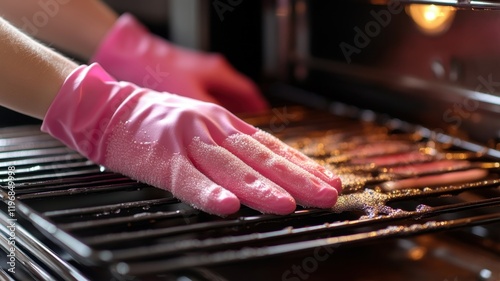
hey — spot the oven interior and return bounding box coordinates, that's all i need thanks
[1,0,500,280]
[0,106,499,281]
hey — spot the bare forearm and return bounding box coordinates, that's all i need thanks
[0,0,117,60]
[0,18,78,119]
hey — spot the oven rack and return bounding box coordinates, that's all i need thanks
[0,109,499,280]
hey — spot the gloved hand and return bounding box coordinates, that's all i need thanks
[91,13,268,114]
[41,63,341,216]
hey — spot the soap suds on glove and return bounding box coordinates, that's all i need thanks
[252,130,342,192]
[223,133,338,208]
[104,122,240,215]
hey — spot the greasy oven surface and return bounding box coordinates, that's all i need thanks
[0,106,499,281]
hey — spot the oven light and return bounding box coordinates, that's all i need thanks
[406,4,456,35]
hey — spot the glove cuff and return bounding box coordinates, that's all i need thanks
[41,63,133,163]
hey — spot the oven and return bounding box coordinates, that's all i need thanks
[1,1,500,280]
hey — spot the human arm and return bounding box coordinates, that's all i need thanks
[0,0,117,59]
[0,17,78,119]
[0,1,268,113]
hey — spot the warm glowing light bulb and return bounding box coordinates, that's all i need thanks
[406,4,456,35]
[424,5,439,21]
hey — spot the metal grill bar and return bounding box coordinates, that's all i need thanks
[111,213,500,276]
[0,160,95,177]
[0,268,15,281]
[0,211,88,281]
[0,147,76,161]
[99,197,500,262]
[43,198,178,218]
[0,108,499,279]
[80,210,327,246]
[0,224,56,281]
[17,182,149,200]
[0,153,85,169]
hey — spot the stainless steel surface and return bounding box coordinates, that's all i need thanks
[168,0,210,50]
[263,0,292,79]
[0,211,88,281]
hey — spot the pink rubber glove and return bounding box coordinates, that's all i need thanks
[41,63,341,216]
[91,13,268,114]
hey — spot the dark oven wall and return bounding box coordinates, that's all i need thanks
[295,1,500,144]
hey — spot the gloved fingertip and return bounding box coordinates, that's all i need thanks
[325,175,343,194]
[291,175,338,209]
[298,164,343,195]
[316,170,342,194]
[205,191,241,215]
[311,168,343,193]
[307,185,338,209]
[268,195,297,215]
